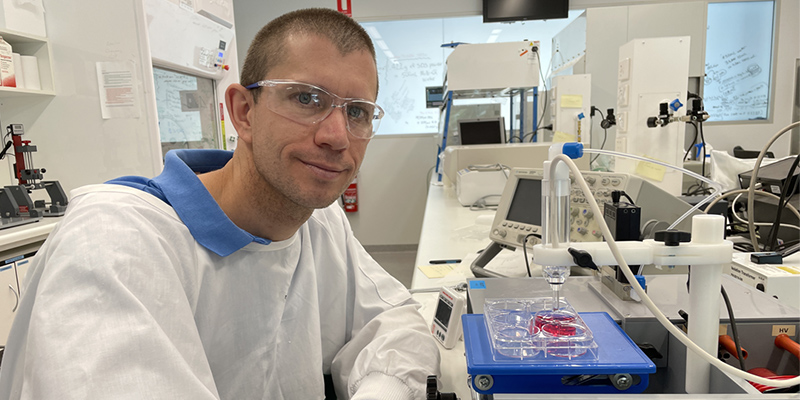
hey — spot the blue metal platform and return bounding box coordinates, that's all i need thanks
[462,312,656,394]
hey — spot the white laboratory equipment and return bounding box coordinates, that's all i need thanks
[614,37,690,196]
[549,74,592,145]
[460,143,799,398]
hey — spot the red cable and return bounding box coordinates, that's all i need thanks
[775,334,800,360]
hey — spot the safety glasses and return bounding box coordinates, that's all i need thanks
[245,79,384,139]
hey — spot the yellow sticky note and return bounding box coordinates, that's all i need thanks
[553,131,576,143]
[418,264,455,279]
[560,94,583,108]
[635,158,667,182]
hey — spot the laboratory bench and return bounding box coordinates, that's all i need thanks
[412,182,799,399]
[0,217,60,258]
[412,181,496,290]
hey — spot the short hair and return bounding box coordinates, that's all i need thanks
[241,8,377,102]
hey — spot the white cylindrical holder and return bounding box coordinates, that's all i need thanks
[685,214,726,394]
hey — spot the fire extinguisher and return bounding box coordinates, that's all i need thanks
[343,175,358,212]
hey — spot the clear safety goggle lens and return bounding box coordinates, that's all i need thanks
[246,80,384,139]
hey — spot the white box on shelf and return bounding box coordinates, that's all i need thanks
[0,0,46,37]
[20,55,40,90]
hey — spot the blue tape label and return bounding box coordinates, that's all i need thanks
[4,255,23,264]
[469,280,486,290]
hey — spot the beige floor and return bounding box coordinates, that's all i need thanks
[365,247,417,288]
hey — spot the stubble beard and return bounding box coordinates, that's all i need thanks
[252,161,352,213]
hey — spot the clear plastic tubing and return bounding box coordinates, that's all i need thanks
[583,148,723,230]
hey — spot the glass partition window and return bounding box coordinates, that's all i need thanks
[704,1,775,122]
[361,12,582,135]
[153,67,220,156]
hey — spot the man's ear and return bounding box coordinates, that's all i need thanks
[225,83,254,145]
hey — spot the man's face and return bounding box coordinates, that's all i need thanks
[247,34,378,210]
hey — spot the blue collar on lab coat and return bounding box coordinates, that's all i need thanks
[107,149,271,257]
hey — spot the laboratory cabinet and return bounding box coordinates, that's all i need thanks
[0,263,18,344]
[0,218,58,346]
[0,257,30,345]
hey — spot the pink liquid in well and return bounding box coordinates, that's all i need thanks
[534,311,577,336]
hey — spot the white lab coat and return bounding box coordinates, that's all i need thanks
[0,184,440,399]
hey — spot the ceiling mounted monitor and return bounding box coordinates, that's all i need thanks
[483,0,569,23]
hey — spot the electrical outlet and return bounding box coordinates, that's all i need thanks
[618,84,629,107]
[616,135,627,153]
[617,111,628,133]
[618,58,631,81]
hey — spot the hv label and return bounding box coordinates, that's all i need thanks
[772,325,796,336]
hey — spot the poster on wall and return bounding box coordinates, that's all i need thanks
[96,61,141,120]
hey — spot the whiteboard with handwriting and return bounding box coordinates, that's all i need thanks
[154,67,202,142]
[363,19,446,135]
[704,1,774,122]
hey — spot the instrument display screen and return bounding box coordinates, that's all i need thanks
[505,178,542,226]
[434,298,453,328]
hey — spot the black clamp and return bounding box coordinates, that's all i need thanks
[647,102,672,128]
[568,247,598,270]
[686,98,710,123]
[427,375,458,400]
[654,230,691,246]
[601,108,616,129]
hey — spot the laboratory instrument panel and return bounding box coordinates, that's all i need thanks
[490,168,628,248]
[431,285,466,349]
[489,168,695,251]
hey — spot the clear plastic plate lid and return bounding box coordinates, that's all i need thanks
[483,297,599,362]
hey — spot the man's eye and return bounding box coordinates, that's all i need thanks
[297,92,314,105]
[347,106,365,119]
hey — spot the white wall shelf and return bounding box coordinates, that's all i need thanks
[0,86,55,98]
[0,29,46,44]
[0,28,55,95]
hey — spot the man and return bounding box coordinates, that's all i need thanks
[0,8,440,400]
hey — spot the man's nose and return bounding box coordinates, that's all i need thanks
[314,105,350,150]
